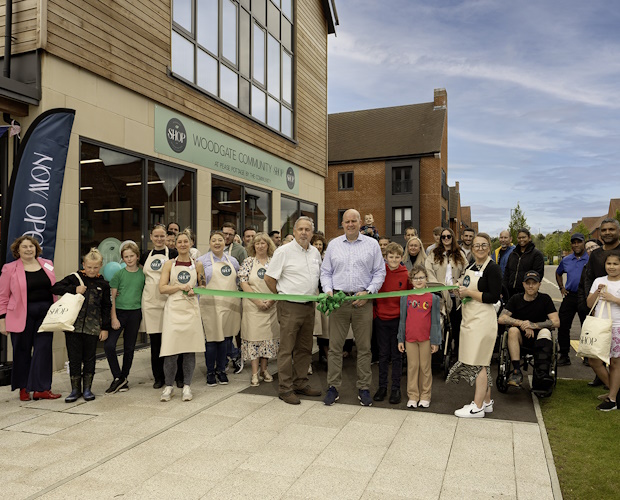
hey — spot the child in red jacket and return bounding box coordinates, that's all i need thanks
[373,242,412,404]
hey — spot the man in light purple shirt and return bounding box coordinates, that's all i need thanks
[320,209,386,406]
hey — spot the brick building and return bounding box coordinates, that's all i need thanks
[326,88,450,247]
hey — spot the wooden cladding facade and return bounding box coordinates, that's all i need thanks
[0,0,329,177]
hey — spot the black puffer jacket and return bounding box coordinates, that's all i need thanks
[51,271,111,335]
[503,242,544,297]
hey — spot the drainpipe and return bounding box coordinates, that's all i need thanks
[3,0,12,78]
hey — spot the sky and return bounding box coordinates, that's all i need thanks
[327,0,620,236]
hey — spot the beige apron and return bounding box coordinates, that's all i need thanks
[458,257,498,366]
[241,258,279,342]
[201,253,241,342]
[160,259,205,357]
[141,248,169,333]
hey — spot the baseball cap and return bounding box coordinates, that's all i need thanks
[523,270,541,282]
[570,232,585,242]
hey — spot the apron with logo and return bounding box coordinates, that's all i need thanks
[458,257,498,366]
[201,253,241,342]
[141,248,169,334]
[160,258,205,357]
[241,258,280,342]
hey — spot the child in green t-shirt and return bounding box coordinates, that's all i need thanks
[104,241,145,394]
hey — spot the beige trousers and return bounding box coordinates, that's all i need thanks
[405,340,433,402]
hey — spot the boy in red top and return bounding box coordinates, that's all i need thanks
[373,243,412,404]
[398,265,442,409]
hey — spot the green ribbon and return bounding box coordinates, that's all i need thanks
[189,285,458,316]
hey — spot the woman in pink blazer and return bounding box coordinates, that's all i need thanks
[0,236,60,401]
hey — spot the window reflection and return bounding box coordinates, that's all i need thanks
[172,32,194,82]
[212,177,271,233]
[197,49,218,94]
[197,0,218,54]
[222,0,238,64]
[252,85,266,122]
[267,35,280,97]
[173,0,192,32]
[221,65,238,106]
[253,23,265,85]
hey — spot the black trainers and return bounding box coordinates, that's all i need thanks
[233,355,244,374]
[216,372,229,385]
[507,370,523,387]
[389,388,402,405]
[557,354,571,366]
[323,386,339,406]
[358,389,373,407]
[597,399,617,411]
[105,377,126,394]
[206,373,217,386]
[118,379,129,392]
[373,387,387,401]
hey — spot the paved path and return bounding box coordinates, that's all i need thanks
[0,349,557,499]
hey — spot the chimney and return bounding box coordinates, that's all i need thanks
[455,181,459,192]
[434,88,447,110]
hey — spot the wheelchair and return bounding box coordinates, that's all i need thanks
[495,326,558,398]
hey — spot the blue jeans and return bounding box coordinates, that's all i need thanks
[205,341,227,374]
[225,336,240,359]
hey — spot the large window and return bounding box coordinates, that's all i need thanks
[392,207,412,235]
[171,0,295,139]
[212,177,271,234]
[80,142,195,257]
[280,195,317,237]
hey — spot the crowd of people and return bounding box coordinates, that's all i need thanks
[1,214,619,414]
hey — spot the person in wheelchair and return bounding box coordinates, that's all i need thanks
[498,270,559,389]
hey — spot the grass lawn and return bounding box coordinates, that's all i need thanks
[539,379,619,500]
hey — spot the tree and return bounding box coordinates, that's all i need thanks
[615,209,620,225]
[543,232,561,260]
[508,203,529,243]
[571,222,590,241]
[560,231,571,254]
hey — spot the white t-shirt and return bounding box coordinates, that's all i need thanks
[590,276,620,327]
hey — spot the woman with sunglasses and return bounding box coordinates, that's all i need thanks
[448,233,502,418]
[425,228,468,353]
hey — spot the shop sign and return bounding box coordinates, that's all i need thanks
[154,106,298,194]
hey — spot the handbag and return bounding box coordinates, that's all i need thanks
[38,273,86,333]
[577,287,612,365]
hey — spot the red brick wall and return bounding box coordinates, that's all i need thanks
[325,161,386,241]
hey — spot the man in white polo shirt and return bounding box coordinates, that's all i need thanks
[265,216,322,405]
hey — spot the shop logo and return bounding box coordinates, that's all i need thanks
[257,268,266,279]
[150,259,163,271]
[221,265,232,277]
[286,167,295,189]
[177,270,191,284]
[166,118,187,153]
[463,276,470,287]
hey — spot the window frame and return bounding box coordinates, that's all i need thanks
[170,0,296,141]
[392,206,413,235]
[280,194,318,236]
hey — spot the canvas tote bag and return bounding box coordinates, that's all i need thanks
[577,288,612,365]
[38,273,86,333]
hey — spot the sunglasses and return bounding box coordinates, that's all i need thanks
[441,234,452,240]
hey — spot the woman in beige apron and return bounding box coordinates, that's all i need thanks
[141,224,178,388]
[197,231,241,386]
[447,233,503,418]
[158,231,205,402]
[239,233,280,386]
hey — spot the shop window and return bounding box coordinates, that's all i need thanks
[392,166,412,194]
[392,207,412,235]
[280,195,317,237]
[212,177,271,234]
[171,0,295,139]
[338,171,353,190]
[80,142,195,257]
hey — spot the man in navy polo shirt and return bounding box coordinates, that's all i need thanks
[555,232,589,366]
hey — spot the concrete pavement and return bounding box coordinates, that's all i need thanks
[0,348,557,499]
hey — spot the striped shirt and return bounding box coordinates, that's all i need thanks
[320,234,386,294]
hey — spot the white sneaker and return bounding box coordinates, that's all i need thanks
[161,386,174,402]
[454,402,485,418]
[418,400,430,408]
[182,385,192,401]
[406,400,418,408]
[483,399,494,413]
